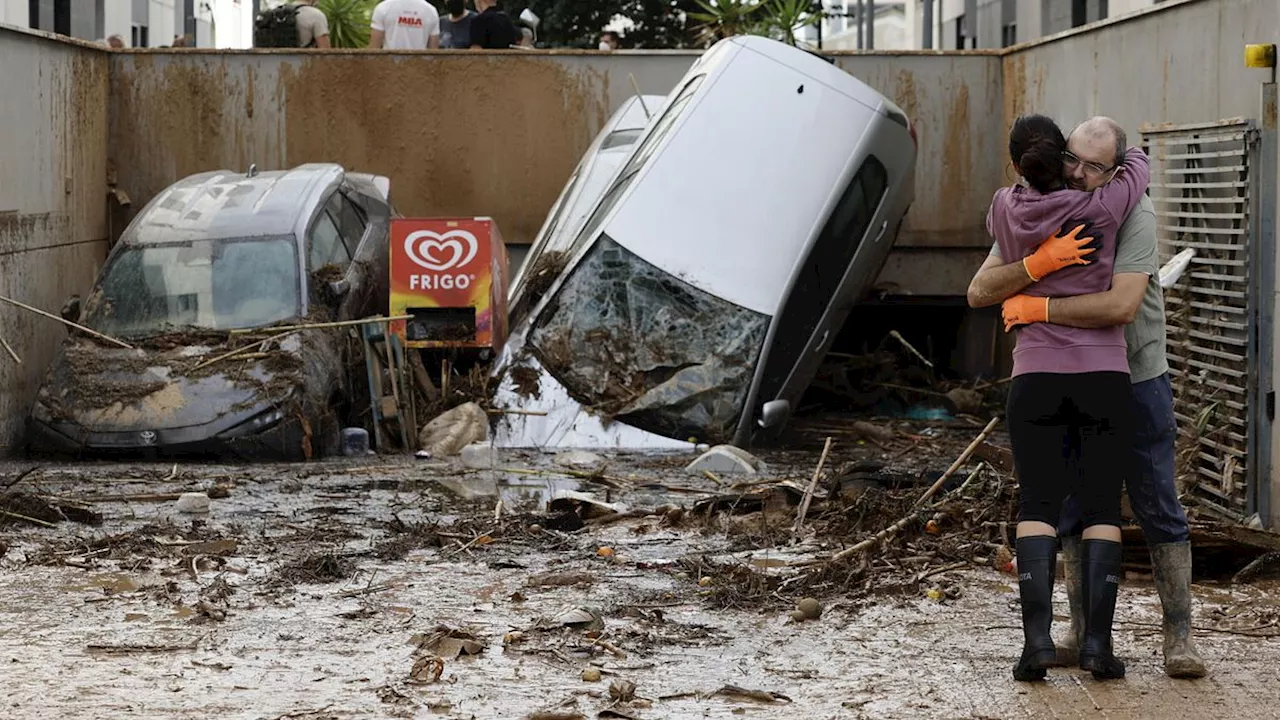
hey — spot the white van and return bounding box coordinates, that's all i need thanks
[508,93,665,326]
[492,35,917,450]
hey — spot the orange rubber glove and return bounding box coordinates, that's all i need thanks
[1022,224,1097,281]
[1002,294,1049,332]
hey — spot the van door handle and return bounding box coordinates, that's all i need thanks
[815,329,828,352]
[874,220,889,241]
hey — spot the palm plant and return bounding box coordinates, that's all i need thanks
[687,0,766,45]
[761,0,820,46]
[316,0,378,48]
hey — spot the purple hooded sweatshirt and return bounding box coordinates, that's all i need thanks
[987,146,1150,377]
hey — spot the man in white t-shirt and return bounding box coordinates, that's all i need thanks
[369,0,441,49]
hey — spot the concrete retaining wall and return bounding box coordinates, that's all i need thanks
[0,29,110,451]
[105,49,1006,254]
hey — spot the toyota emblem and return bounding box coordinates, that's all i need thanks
[139,430,157,445]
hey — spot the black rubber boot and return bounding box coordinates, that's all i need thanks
[1079,538,1126,680]
[1151,541,1207,678]
[1013,535,1058,682]
[1052,535,1084,667]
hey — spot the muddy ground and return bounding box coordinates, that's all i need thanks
[2,426,1280,720]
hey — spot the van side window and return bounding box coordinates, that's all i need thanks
[754,155,890,404]
[308,207,351,271]
[326,191,367,256]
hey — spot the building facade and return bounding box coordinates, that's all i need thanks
[0,0,253,48]
[799,1,915,51]
[916,0,1167,49]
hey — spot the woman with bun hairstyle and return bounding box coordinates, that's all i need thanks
[988,114,1149,682]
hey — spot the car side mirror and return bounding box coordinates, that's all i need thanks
[61,295,81,324]
[327,278,351,302]
[757,399,791,429]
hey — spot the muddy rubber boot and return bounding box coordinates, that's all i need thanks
[1052,535,1084,667]
[1013,535,1058,682]
[1151,541,1207,679]
[1079,539,1125,680]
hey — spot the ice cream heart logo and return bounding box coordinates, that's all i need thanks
[404,229,479,272]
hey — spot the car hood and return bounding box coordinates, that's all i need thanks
[35,336,305,432]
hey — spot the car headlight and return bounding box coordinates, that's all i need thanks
[219,407,285,439]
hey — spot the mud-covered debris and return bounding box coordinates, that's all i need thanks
[532,606,604,632]
[526,570,594,588]
[609,679,637,703]
[175,492,211,514]
[554,450,606,472]
[581,667,601,682]
[796,598,821,620]
[181,539,237,556]
[525,712,584,720]
[195,599,227,622]
[0,492,64,526]
[460,441,498,469]
[686,445,767,475]
[945,388,984,415]
[418,402,488,456]
[414,624,486,660]
[713,685,792,703]
[851,421,896,445]
[548,492,626,521]
[409,655,445,684]
[279,553,356,584]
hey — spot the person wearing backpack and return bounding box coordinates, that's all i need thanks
[255,0,331,49]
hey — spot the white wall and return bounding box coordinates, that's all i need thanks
[822,10,911,50]
[149,0,174,46]
[103,0,130,44]
[210,0,253,48]
[0,0,28,28]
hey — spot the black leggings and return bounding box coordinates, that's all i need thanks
[1007,372,1133,529]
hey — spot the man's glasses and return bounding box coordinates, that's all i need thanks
[1062,150,1116,178]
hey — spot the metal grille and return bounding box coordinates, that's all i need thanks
[1141,119,1257,521]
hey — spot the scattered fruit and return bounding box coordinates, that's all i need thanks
[582,667,602,682]
[796,597,822,620]
[597,546,615,558]
[528,524,543,534]
[698,576,713,587]
[789,609,807,622]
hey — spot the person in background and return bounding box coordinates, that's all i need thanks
[439,0,477,49]
[517,26,534,47]
[105,34,125,49]
[171,34,187,47]
[469,0,518,49]
[598,30,620,50]
[369,0,440,49]
[294,0,331,48]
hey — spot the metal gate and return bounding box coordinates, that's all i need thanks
[1140,119,1268,523]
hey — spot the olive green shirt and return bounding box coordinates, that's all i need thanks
[990,195,1168,384]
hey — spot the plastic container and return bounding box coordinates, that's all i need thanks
[341,427,370,457]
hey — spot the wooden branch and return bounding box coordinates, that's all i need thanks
[0,294,133,348]
[914,416,1001,507]
[190,331,295,371]
[229,314,412,334]
[0,331,20,363]
[792,436,833,533]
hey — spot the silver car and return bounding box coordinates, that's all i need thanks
[27,164,393,460]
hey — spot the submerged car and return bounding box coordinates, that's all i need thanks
[508,93,665,326]
[491,35,917,450]
[27,163,393,460]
